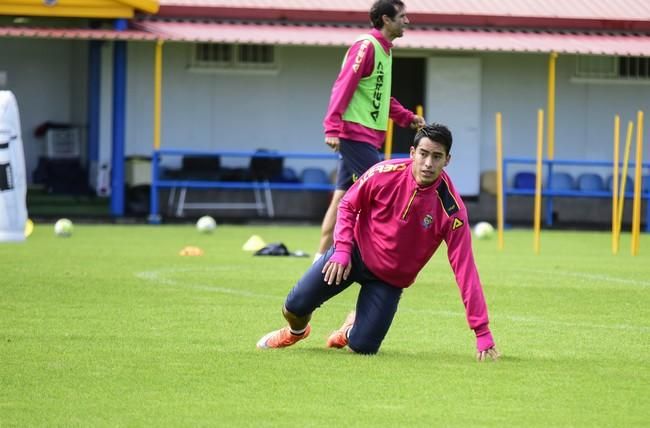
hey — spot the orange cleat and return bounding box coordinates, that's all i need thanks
[326,311,356,348]
[256,325,311,349]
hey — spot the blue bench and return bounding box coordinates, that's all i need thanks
[148,149,337,222]
[503,157,650,231]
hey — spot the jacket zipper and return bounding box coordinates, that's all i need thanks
[401,189,418,220]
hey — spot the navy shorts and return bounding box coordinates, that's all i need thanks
[335,139,382,191]
[285,245,403,354]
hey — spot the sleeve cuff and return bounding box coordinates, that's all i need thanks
[407,111,415,123]
[474,324,491,337]
[394,112,413,129]
[475,327,494,352]
[328,250,351,266]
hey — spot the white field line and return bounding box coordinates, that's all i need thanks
[135,267,282,300]
[514,267,650,288]
[135,267,650,334]
[403,308,650,333]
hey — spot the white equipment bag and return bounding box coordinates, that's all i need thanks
[0,90,28,242]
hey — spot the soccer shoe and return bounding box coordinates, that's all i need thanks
[326,311,355,348]
[256,325,311,349]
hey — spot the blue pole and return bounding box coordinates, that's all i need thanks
[645,190,650,233]
[87,41,101,170]
[148,151,161,224]
[546,162,553,226]
[111,41,127,216]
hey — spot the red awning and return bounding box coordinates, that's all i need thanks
[0,26,156,41]
[3,20,650,57]
[135,20,650,57]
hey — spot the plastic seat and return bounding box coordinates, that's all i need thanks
[642,175,650,194]
[513,171,536,189]
[577,173,605,192]
[606,174,634,193]
[249,149,283,181]
[300,167,330,185]
[547,172,575,190]
[278,167,300,183]
[178,155,221,180]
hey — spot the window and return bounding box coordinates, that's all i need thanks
[576,55,650,80]
[195,43,233,65]
[618,56,650,79]
[576,56,617,78]
[190,43,277,72]
[238,44,274,64]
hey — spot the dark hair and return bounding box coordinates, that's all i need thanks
[413,123,453,154]
[370,0,405,29]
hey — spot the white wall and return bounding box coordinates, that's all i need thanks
[425,56,482,195]
[124,43,344,173]
[0,38,86,182]
[480,52,650,184]
[69,38,88,154]
[99,42,113,170]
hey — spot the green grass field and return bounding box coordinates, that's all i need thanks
[1,223,648,426]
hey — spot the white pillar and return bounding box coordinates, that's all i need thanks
[0,91,28,242]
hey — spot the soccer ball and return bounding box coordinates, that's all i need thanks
[196,215,217,233]
[54,218,73,237]
[473,221,494,240]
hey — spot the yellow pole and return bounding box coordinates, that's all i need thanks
[495,112,504,250]
[416,104,424,119]
[631,111,644,255]
[384,119,394,160]
[533,109,544,254]
[547,52,558,159]
[612,115,620,254]
[617,121,634,243]
[384,105,423,159]
[153,39,164,150]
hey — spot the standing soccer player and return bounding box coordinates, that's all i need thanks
[258,124,500,362]
[314,0,426,262]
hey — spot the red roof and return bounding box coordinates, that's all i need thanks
[134,20,650,56]
[3,20,650,57]
[2,0,649,50]
[157,0,650,25]
[158,0,650,18]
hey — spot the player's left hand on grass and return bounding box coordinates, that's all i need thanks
[476,346,500,362]
[474,326,499,361]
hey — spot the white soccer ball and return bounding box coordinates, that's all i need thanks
[54,218,73,237]
[196,215,217,233]
[473,221,495,240]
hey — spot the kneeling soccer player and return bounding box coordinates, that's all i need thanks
[257,123,500,362]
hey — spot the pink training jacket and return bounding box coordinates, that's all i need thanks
[323,29,415,149]
[332,158,492,343]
